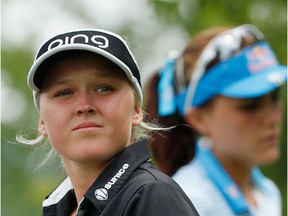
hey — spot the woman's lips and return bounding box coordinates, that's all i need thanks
[73,122,103,131]
[259,134,279,146]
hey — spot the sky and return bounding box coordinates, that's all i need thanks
[1,0,189,123]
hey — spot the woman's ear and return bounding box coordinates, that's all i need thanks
[38,119,48,137]
[184,108,208,135]
[132,104,143,126]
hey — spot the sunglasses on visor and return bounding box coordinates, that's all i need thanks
[183,24,265,112]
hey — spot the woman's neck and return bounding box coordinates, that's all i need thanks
[64,159,112,204]
[212,151,257,206]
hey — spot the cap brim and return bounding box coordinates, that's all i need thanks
[220,65,287,98]
[28,44,132,90]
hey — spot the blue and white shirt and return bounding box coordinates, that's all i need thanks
[173,142,282,216]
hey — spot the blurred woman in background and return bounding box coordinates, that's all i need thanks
[144,24,287,215]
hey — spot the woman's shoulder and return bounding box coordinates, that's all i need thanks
[107,161,200,216]
[172,159,234,215]
[173,159,207,186]
[130,161,186,188]
[261,176,281,194]
[173,159,216,197]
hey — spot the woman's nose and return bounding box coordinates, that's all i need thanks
[260,102,282,128]
[76,105,96,115]
[75,94,96,116]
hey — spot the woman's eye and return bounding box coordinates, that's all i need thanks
[96,85,113,93]
[238,102,260,112]
[55,89,73,97]
[271,90,280,102]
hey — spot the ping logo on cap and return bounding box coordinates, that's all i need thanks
[36,30,114,60]
[46,34,109,52]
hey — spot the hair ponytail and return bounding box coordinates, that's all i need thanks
[143,67,196,176]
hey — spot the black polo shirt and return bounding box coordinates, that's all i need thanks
[42,139,199,216]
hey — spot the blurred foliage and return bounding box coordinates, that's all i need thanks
[148,0,287,62]
[1,0,287,215]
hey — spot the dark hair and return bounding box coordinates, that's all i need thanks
[144,73,196,176]
[144,25,259,176]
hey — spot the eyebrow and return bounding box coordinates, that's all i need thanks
[47,70,124,86]
[41,78,72,90]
